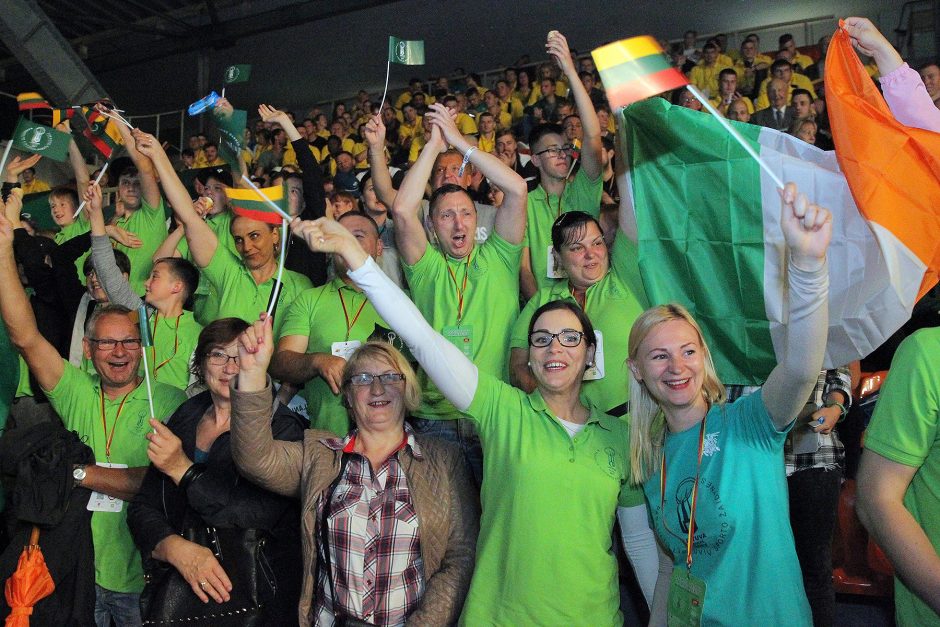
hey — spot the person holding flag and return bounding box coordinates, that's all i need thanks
[131,129,311,338]
[0,195,186,626]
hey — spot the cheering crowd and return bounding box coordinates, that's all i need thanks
[0,15,938,627]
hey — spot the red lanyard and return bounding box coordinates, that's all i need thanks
[660,415,708,570]
[100,389,131,462]
[443,251,472,324]
[150,311,181,376]
[338,288,367,341]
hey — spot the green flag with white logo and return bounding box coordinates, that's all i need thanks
[11,117,70,162]
[388,37,425,65]
[213,107,247,172]
[223,64,252,84]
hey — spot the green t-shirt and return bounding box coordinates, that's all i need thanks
[177,212,236,326]
[44,362,186,593]
[523,167,603,293]
[402,233,522,420]
[54,215,91,282]
[459,372,633,626]
[143,311,203,390]
[865,328,940,627]
[511,232,647,415]
[113,198,169,295]
[278,278,386,435]
[202,245,313,336]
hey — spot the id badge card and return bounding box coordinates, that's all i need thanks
[546,245,568,279]
[583,330,606,381]
[87,463,127,513]
[443,325,473,358]
[331,340,362,361]
[668,567,706,626]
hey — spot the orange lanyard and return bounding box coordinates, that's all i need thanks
[100,389,131,462]
[443,251,472,324]
[338,289,367,341]
[150,311,181,376]
[660,415,708,570]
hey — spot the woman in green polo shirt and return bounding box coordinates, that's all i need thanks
[290,216,644,626]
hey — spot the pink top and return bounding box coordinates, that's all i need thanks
[879,62,940,132]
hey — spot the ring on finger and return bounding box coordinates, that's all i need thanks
[199,580,208,589]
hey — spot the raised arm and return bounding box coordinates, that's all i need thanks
[364,114,398,208]
[615,119,638,243]
[425,103,527,244]
[259,105,326,220]
[3,154,42,185]
[549,30,602,180]
[57,121,90,191]
[389,121,445,264]
[760,183,832,429]
[85,182,144,309]
[291,218,478,410]
[843,17,902,76]
[133,130,217,268]
[114,111,161,208]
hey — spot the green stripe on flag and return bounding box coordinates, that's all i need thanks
[224,64,252,84]
[12,117,71,162]
[623,98,773,385]
[388,37,425,65]
[598,53,674,86]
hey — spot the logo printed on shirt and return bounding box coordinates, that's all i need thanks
[703,432,721,457]
[593,446,622,479]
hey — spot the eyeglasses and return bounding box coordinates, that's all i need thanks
[529,330,585,348]
[347,373,405,387]
[88,338,142,352]
[207,351,239,366]
[535,146,567,158]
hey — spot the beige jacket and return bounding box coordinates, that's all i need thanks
[230,381,479,626]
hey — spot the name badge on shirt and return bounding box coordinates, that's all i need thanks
[583,330,606,381]
[331,340,362,361]
[546,246,568,279]
[668,567,706,626]
[86,462,127,513]
[442,325,473,358]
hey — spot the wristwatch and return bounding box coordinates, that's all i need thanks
[72,464,87,487]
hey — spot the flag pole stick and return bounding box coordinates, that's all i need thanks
[378,60,392,114]
[0,140,14,180]
[136,305,157,430]
[140,345,156,424]
[266,218,288,317]
[73,162,110,218]
[687,85,785,190]
[221,87,226,100]
[239,174,292,221]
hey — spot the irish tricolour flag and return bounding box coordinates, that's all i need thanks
[623,98,928,385]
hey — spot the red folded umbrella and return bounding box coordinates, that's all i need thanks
[4,527,55,627]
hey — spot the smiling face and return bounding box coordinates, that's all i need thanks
[231,216,278,271]
[202,340,240,400]
[630,318,708,423]
[557,220,609,289]
[430,189,476,259]
[49,192,77,227]
[84,313,142,391]
[346,355,407,432]
[143,260,181,307]
[528,308,594,395]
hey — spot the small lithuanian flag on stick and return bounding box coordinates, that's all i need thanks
[227,183,291,224]
[16,92,51,111]
[591,36,688,110]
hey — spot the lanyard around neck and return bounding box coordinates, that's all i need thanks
[660,415,708,571]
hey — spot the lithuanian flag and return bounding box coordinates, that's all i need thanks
[81,107,124,159]
[227,184,288,224]
[592,36,687,110]
[17,92,51,111]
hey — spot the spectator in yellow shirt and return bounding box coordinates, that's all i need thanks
[440,94,477,135]
[394,77,425,110]
[710,68,755,115]
[779,33,814,70]
[495,79,525,123]
[398,102,422,153]
[735,38,772,98]
[689,42,732,98]
[20,167,50,194]
[755,59,817,109]
[477,112,497,154]
[484,91,512,129]
[514,68,539,106]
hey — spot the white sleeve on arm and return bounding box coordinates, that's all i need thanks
[347,256,478,411]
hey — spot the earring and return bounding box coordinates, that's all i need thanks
[527,361,532,368]
[586,361,594,368]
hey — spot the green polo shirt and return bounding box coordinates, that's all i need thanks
[55,214,91,282]
[524,167,603,293]
[113,198,168,295]
[177,212,236,325]
[460,372,633,626]
[402,233,522,420]
[279,278,386,435]
[511,232,647,415]
[202,245,313,336]
[143,311,203,390]
[44,362,186,593]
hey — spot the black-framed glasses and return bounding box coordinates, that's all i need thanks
[529,330,585,348]
[207,351,239,366]
[88,338,142,352]
[347,373,405,387]
[534,146,567,158]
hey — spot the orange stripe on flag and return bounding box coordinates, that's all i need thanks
[826,26,940,300]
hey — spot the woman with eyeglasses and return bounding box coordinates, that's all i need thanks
[127,318,306,625]
[230,322,479,626]
[280,216,636,625]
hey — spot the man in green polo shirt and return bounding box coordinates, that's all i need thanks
[113,121,170,295]
[385,101,527,482]
[271,211,387,435]
[133,130,312,337]
[0,211,185,626]
[520,31,605,300]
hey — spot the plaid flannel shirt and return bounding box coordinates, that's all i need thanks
[314,425,425,627]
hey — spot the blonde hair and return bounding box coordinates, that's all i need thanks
[341,341,421,415]
[627,304,726,483]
